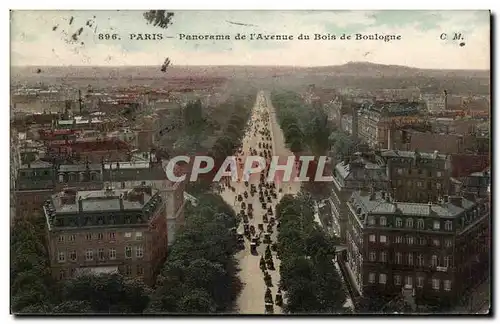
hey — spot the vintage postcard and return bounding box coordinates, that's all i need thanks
[10,10,491,315]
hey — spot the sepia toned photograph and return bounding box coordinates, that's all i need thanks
[9,9,491,315]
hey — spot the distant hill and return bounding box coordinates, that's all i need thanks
[302,61,490,78]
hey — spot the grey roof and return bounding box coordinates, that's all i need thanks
[20,160,53,169]
[102,162,167,182]
[380,149,448,160]
[350,191,473,218]
[335,159,388,182]
[58,163,102,172]
[51,188,158,213]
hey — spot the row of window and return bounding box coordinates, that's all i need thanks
[396,168,443,178]
[367,273,452,291]
[368,251,452,268]
[58,265,144,280]
[57,246,144,262]
[57,231,143,243]
[367,216,453,231]
[368,234,453,247]
[393,179,442,189]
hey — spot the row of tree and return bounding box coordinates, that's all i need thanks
[146,194,241,313]
[275,192,348,314]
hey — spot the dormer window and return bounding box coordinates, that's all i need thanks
[445,221,453,231]
[406,218,414,228]
[356,207,362,215]
[396,218,402,227]
[367,215,374,225]
[379,216,387,226]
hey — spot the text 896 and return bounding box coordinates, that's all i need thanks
[98,34,121,40]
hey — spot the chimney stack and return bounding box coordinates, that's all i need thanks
[78,196,83,212]
[119,193,124,210]
[449,196,462,208]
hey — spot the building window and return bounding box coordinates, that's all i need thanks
[433,238,440,247]
[406,218,413,228]
[436,183,442,189]
[431,255,438,267]
[59,270,66,280]
[396,218,402,227]
[444,280,452,291]
[445,239,452,248]
[405,276,413,288]
[407,253,413,265]
[58,235,65,243]
[394,275,402,285]
[368,216,375,225]
[437,171,442,177]
[379,216,387,226]
[445,221,453,231]
[109,248,116,260]
[85,249,93,261]
[417,219,424,229]
[136,246,144,258]
[380,251,387,263]
[397,168,403,175]
[97,233,104,240]
[417,254,424,266]
[444,256,451,268]
[380,235,387,244]
[98,248,104,260]
[407,236,414,245]
[417,276,424,288]
[396,236,403,244]
[369,251,376,262]
[86,233,92,241]
[136,265,144,276]
[125,265,132,276]
[433,221,440,230]
[419,237,426,245]
[69,250,77,261]
[125,232,132,238]
[125,246,132,258]
[379,273,387,284]
[432,278,440,290]
[417,181,423,187]
[369,234,376,243]
[68,234,76,242]
[58,251,66,263]
[135,232,143,240]
[109,232,116,240]
[396,252,402,264]
[368,272,376,283]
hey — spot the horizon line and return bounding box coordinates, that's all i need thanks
[10,63,490,72]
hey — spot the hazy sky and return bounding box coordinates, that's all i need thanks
[10,10,490,69]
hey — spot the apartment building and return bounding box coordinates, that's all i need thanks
[345,190,490,307]
[43,186,167,285]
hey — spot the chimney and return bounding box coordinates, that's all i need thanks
[119,193,124,210]
[387,128,392,150]
[464,192,477,202]
[78,196,83,212]
[369,186,376,200]
[449,196,462,208]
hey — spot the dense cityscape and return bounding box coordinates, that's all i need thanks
[10,62,491,314]
[10,9,491,315]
